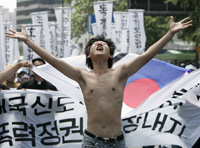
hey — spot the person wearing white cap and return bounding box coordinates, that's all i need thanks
[185,64,197,72]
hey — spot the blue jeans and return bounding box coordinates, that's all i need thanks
[82,131,126,148]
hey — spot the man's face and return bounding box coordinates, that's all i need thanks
[88,41,111,58]
[33,61,44,67]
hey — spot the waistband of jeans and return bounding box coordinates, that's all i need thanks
[84,130,124,143]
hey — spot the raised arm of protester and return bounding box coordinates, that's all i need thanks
[5,26,83,83]
[0,61,31,83]
[120,16,192,78]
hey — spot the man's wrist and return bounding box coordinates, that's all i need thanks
[168,30,175,37]
[24,38,31,45]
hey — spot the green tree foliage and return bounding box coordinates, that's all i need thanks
[165,0,200,45]
[144,16,170,49]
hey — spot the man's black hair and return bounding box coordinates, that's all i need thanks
[85,35,116,69]
[32,57,46,65]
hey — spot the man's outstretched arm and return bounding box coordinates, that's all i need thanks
[5,26,83,82]
[0,61,31,83]
[122,16,192,77]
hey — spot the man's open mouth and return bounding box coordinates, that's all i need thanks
[96,47,103,51]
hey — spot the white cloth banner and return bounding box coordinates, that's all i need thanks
[23,24,41,61]
[121,28,129,53]
[113,11,122,52]
[54,7,71,57]
[31,11,51,53]
[93,1,113,38]
[0,9,5,71]
[3,22,14,65]
[111,23,116,43]
[49,22,58,57]
[128,9,146,54]
[121,12,129,29]
[0,90,87,148]
[0,75,200,147]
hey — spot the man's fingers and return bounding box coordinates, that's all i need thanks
[23,25,27,32]
[170,16,174,23]
[5,32,13,35]
[183,20,193,25]
[8,29,16,33]
[180,17,190,23]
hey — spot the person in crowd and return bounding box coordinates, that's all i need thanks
[185,63,197,72]
[17,70,28,83]
[20,74,30,83]
[17,57,57,91]
[6,16,192,148]
[0,61,31,84]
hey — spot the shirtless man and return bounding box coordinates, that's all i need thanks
[6,16,192,148]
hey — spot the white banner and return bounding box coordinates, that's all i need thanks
[121,28,129,53]
[3,22,14,65]
[113,11,122,52]
[0,9,5,71]
[49,22,58,56]
[31,11,51,53]
[54,7,71,57]
[23,24,42,61]
[0,78,200,147]
[93,1,113,38]
[0,90,87,148]
[121,12,129,29]
[128,9,146,54]
[111,23,116,43]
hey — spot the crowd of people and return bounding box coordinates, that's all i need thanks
[0,57,57,91]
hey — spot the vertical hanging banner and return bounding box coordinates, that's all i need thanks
[49,22,58,57]
[121,12,129,29]
[128,9,146,54]
[111,23,116,43]
[3,22,14,65]
[113,11,122,52]
[0,8,5,71]
[121,12,130,53]
[31,11,51,53]
[23,24,41,61]
[54,7,71,58]
[93,1,113,39]
[121,28,129,53]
